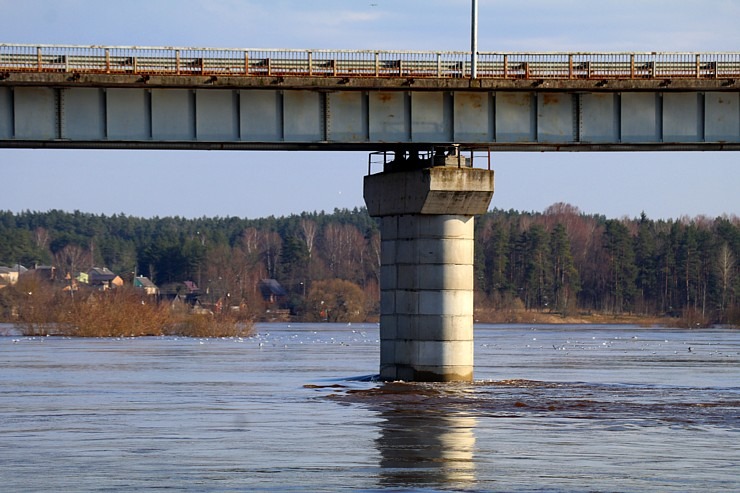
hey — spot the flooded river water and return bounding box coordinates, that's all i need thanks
[0,323,738,492]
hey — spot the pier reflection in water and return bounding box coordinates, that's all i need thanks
[371,383,477,488]
[378,412,476,487]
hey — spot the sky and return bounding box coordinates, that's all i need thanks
[1,0,739,220]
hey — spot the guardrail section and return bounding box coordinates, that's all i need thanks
[2,45,739,80]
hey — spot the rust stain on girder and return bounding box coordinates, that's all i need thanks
[542,93,560,106]
[2,72,738,93]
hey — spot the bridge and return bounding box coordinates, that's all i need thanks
[2,44,739,382]
[2,44,739,151]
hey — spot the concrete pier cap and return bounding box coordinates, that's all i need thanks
[364,164,494,382]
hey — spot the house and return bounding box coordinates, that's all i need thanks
[23,265,56,282]
[88,267,118,289]
[0,265,23,286]
[183,280,199,295]
[0,267,10,290]
[159,280,200,305]
[259,279,287,305]
[61,272,79,294]
[133,276,159,296]
[181,280,200,304]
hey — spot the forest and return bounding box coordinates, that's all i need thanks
[0,204,738,326]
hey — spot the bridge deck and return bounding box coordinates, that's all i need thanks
[1,45,739,151]
[2,45,740,80]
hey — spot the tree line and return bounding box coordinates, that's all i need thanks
[0,205,738,325]
[476,203,739,325]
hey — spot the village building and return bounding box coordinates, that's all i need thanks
[87,267,123,290]
[259,279,288,306]
[23,265,56,282]
[133,276,160,296]
[0,265,28,286]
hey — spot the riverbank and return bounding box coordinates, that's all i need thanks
[473,308,690,327]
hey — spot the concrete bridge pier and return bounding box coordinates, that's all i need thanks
[364,162,494,382]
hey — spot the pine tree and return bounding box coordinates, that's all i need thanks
[634,212,658,314]
[603,220,637,314]
[550,223,579,315]
[522,224,552,310]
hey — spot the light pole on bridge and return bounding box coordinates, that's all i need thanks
[471,0,478,79]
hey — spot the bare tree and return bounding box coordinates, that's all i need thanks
[321,223,365,282]
[717,243,736,320]
[53,244,92,276]
[543,202,581,233]
[299,218,318,259]
[241,227,260,257]
[259,230,282,280]
[367,232,381,285]
[305,279,366,323]
[34,227,50,251]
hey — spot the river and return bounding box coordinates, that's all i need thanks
[0,323,738,492]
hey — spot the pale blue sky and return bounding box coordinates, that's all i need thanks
[1,0,739,220]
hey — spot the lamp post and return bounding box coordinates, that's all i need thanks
[471,0,478,79]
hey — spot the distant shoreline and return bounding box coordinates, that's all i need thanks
[472,308,724,328]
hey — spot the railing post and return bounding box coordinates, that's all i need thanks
[37,46,42,72]
[175,50,181,75]
[375,52,379,77]
[695,53,701,79]
[308,51,313,76]
[630,54,635,79]
[105,48,111,74]
[568,54,573,79]
[437,53,442,77]
[503,54,508,79]
[244,51,249,75]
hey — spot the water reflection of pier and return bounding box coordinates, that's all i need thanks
[374,391,477,488]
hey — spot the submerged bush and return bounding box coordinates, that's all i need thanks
[6,283,253,338]
[59,289,173,337]
[167,311,253,338]
[304,279,366,323]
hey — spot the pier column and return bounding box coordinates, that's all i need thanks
[364,166,494,382]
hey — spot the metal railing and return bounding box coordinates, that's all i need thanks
[367,147,492,174]
[2,44,739,80]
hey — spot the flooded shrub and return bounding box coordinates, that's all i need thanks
[676,307,712,328]
[7,284,254,338]
[59,289,174,337]
[8,277,62,336]
[167,311,252,338]
[305,279,366,323]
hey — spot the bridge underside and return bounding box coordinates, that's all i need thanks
[1,80,738,151]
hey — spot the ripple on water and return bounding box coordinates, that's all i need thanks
[317,379,740,430]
